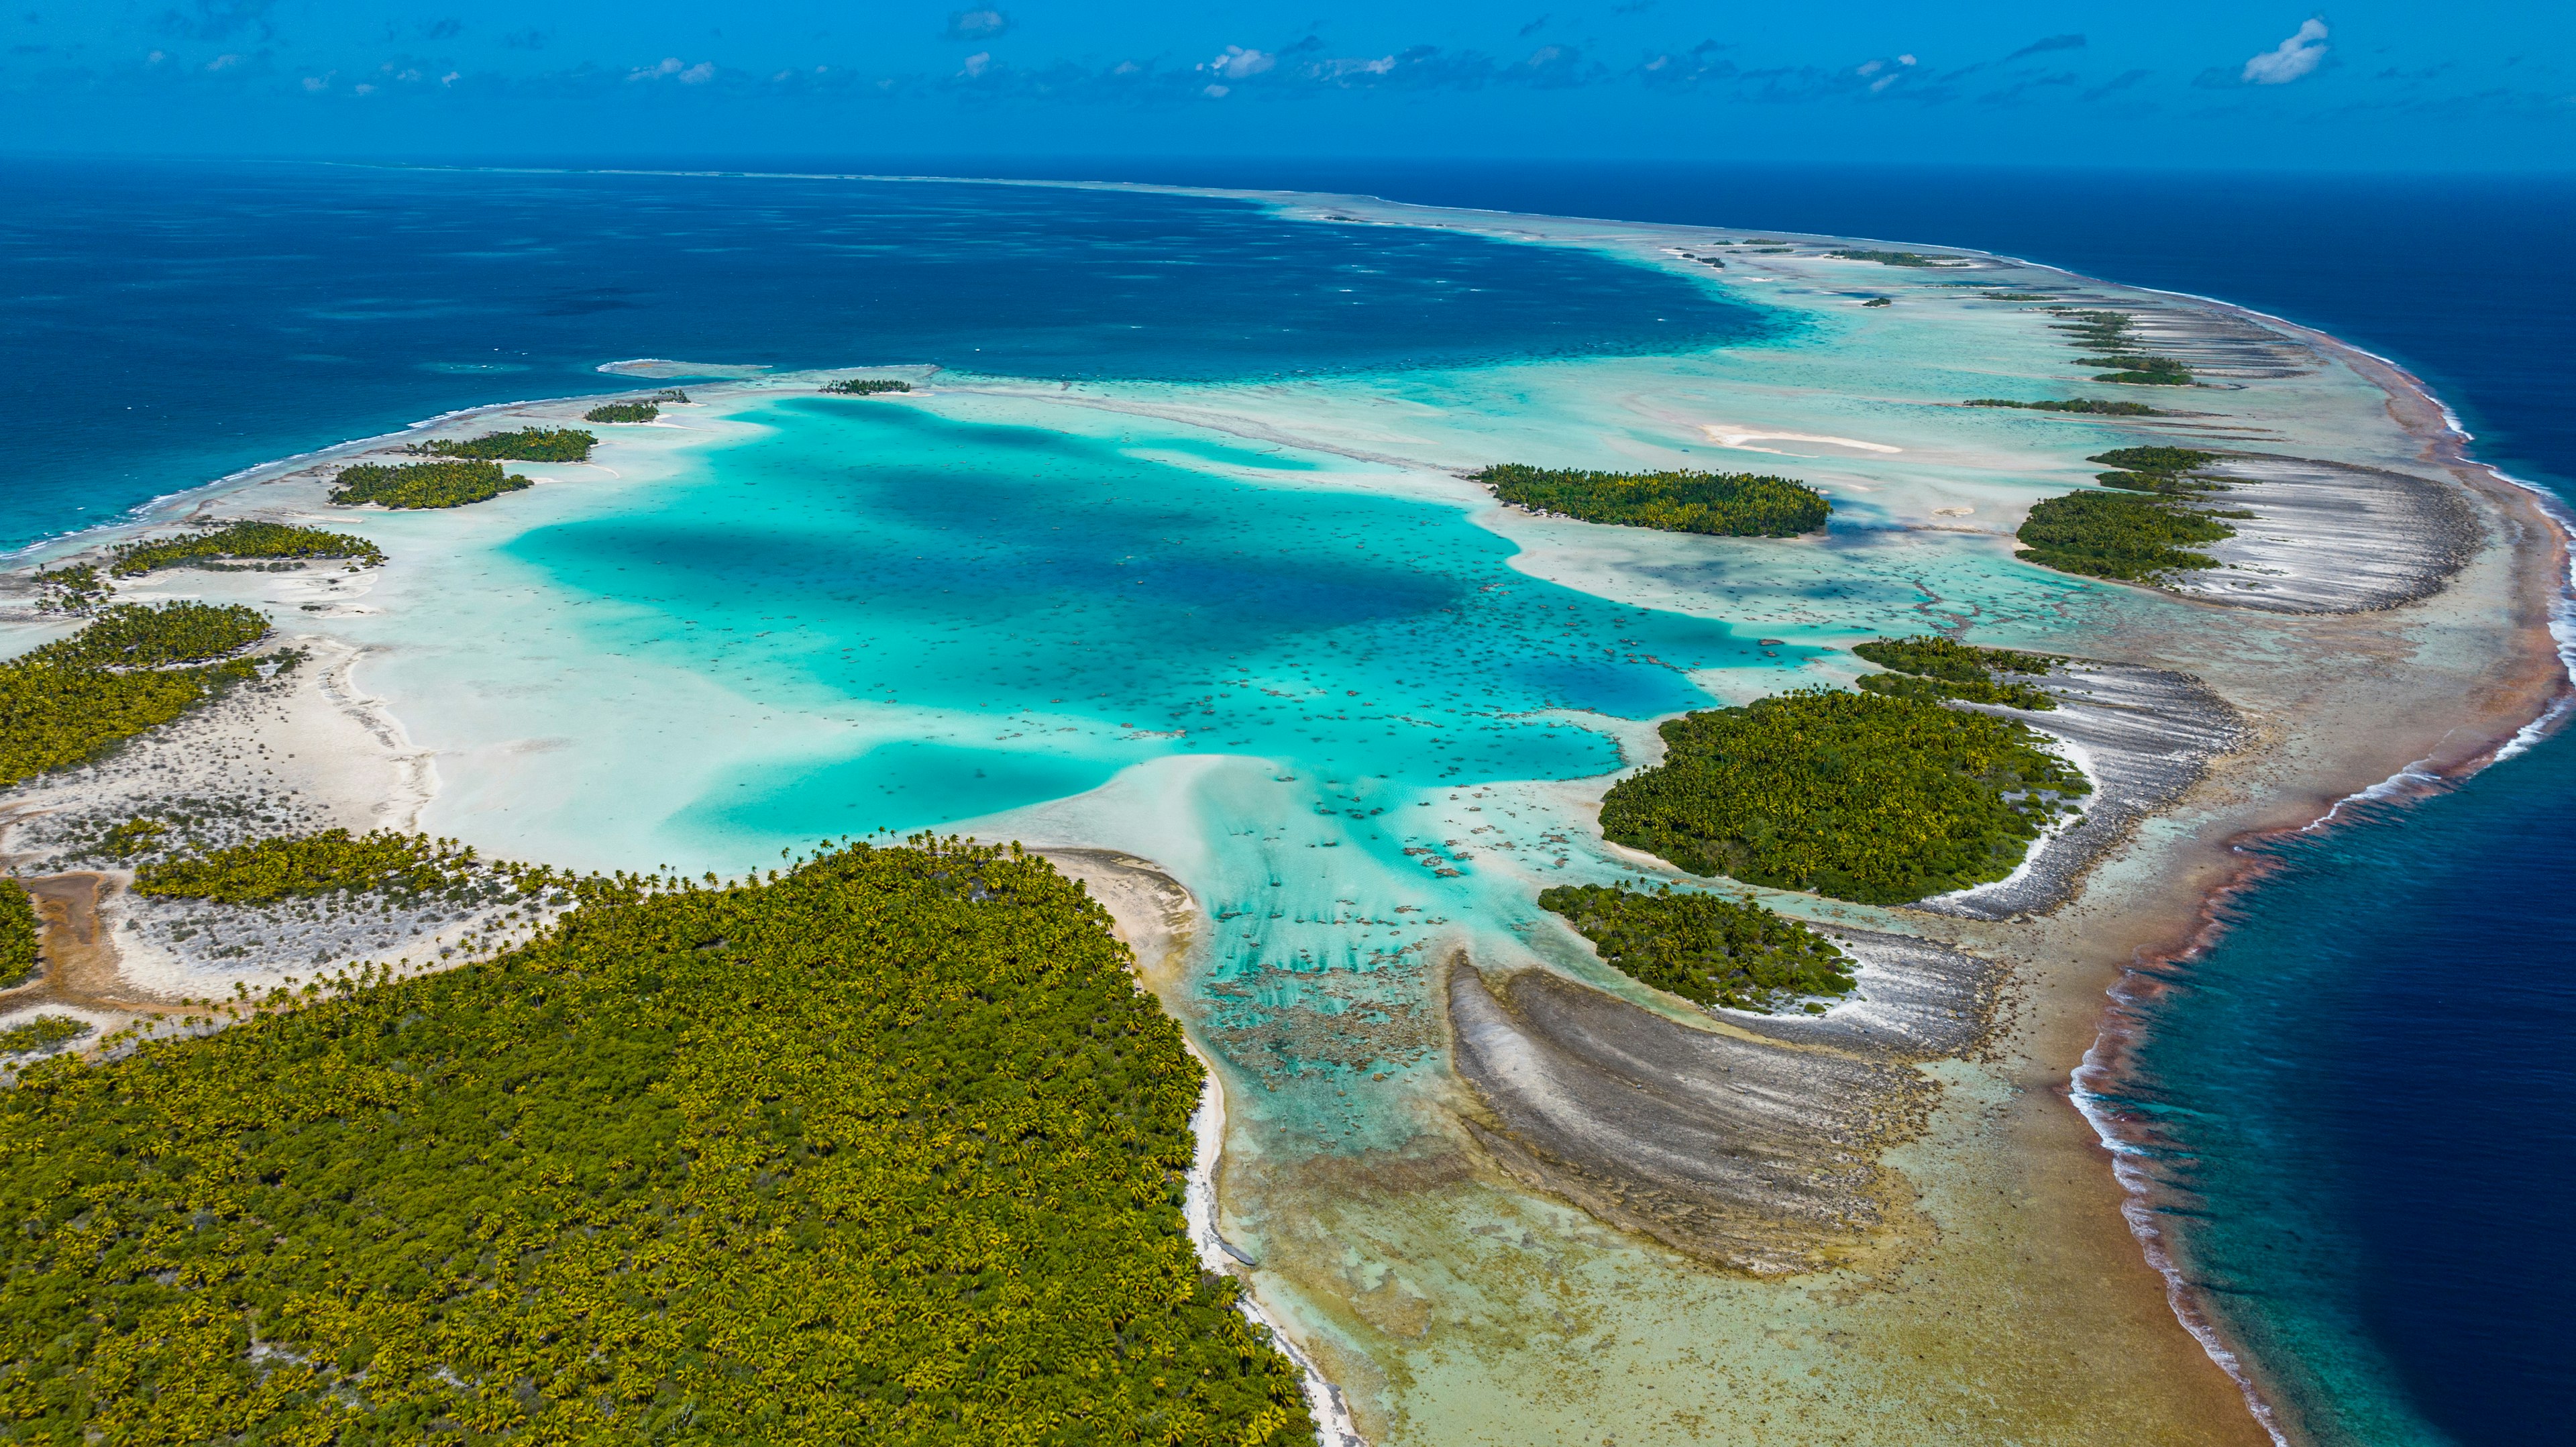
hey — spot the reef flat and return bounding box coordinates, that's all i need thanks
[1,185,2565,1447]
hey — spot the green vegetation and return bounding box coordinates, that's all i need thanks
[2088,445,2229,496]
[0,839,1317,1444]
[29,564,111,615]
[1964,398,2162,416]
[135,828,561,908]
[821,378,913,395]
[582,402,660,423]
[2079,355,2196,386]
[2051,310,2133,348]
[0,602,272,787]
[1828,250,1958,267]
[1983,292,2055,301]
[1540,883,1854,1013]
[1477,464,1831,538]
[2016,490,2237,580]
[1861,297,1892,307]
[1,881,36,989]
[2050,309,2194,386]
[1597,688,2089,904]
[331,460,533,509]
[0,1015,89,1057]
[96,818,170,861]
[409,427,596,462]
[22,602,268,671]
[1854,635,2059,710]
[2093,446,2217,474]
[107,521,384,578]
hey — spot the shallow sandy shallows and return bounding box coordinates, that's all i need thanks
[0,201,2565,1447]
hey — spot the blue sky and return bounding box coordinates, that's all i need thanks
[4,3,2568,168]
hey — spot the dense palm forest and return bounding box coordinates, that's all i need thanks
[1853,635,2060,710]
[1475,464,1831,537]
[0,839,1318,1444]
[0,882,36,990]
[583,403,659,423]
[108,522,384,578]
[0,603,275,787]
[331,461,533,510]
[1597,688,2089,904]
[820,378,912,395]
[1540,883,1854,1012]
[408,428,596,462]
[2016,490,2239,580]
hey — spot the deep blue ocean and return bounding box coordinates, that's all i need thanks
[5,156,2570,1446]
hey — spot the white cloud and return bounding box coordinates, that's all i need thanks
[945,9,1009,42]
[1202,83,1230,98]
[678,62,714,85]
[301,74,327,92]
[206,53,241,72]
[960,51,990,77]
[1858,53,1916,93]
[1201,46,1274,81]
[1316,55,1395,79]
[2243,19,2329,85]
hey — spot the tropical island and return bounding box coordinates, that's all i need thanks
[2017,488,2239,580]
[408,427,597,462]
[1828,249,1962,267]
[1597,686,2090,904]
[107,521,384,576]
[821,378,912,395]
[1539,881,1855,1012]
[1476,463,1831,536]
[1964,397,2162,416]
[331,460,533,509]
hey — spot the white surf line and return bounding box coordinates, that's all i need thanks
[1700,424,1903,455]
[1182,1048,1367,1447]
[2068,1034,2292,1447]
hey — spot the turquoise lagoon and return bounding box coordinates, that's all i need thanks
[7,175,2483,1444]
[333,344,2149,1161]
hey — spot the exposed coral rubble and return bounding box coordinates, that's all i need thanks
[1447,939,1984,1275]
